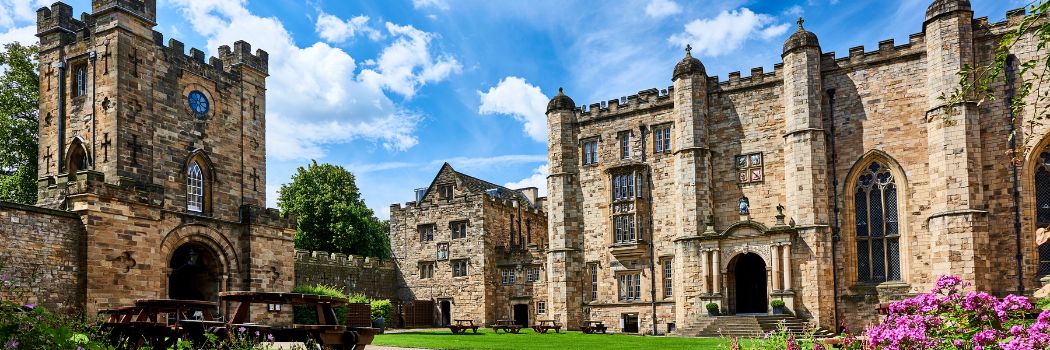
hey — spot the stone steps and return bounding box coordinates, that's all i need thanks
[674,315,835,338]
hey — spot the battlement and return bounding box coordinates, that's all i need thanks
[577,87,674,122]
[92,0,155,25]
[818,33,926,72]
[220,41,270,75]
[294,249,395,270]
[36,3,87,48]
[240,205,295,229]
[708,64,782,92]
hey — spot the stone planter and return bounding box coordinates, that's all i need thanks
[372,317,386,334]
[772,306,786,315]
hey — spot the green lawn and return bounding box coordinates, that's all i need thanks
[372,329,754,350]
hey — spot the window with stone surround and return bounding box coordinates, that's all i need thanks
[436,243,449,261]
[663,259,673,298]
[537,301,546,314]
[73,64,88,97]
[419,262,435,279]
[582,139,599,165]
[653,124,671,154]
[618,131,632,160]
[617,273,641,302]
[187,161,204,212]
[736,152,764,184]
[501,269,516,285]
[854,162,901,283]
[526,266,541,283]
[589,263,598,302]
[452,259,468,277]
[1035,151,1050,275]
[450,221,468,239]
[611,171,641,244]
[612,173,638,201]
[613,214,637,244]
[437,184,454,201]
[419,224,435,242]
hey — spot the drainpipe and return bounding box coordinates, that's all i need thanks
[57,60,66,173]
[89,51,97,168]
[1006,55,1024,294]
[639,124,659,336]
[826,88,842,332]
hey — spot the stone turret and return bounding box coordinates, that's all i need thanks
[780,17,834,329]
[670,45,714,326]
[92,0,156,25]
[922,0,988,287]
[545,88,585,329]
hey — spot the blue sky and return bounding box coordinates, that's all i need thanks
[0,0,1028,219]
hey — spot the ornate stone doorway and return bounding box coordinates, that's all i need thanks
[729,253,768,314]
[168,244,222,302]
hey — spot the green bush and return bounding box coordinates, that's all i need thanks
[770,299,786,308]
[292,284,349,325]
[705,302,719,313]
[347,293,370,304]
[370,299,392,320]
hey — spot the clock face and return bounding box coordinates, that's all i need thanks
[188,90,209,117]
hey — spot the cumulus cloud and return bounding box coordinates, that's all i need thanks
[644,0,681,19]
[477,76,549,142]
[315,12,381,43]
[669,8,788,57]
[504,165,549,196]
[170,0,456,160]
[358,23,461,98]
[0,0,49,47]
[412,0,449,11]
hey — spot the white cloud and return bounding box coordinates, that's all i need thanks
[412,0,449,11]
[784,5,804,17]
[669,8,787,57]
[504,165,549,196]
[358,22,461,98]
[315,12,381,43]
[645,0,681,19]
[477,76,549,142]
[0,25,35,47]
[170,0,457,160]
[0,0,49,47]
[443,154,547,170]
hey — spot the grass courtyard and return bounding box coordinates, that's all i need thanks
[372,329,747,350]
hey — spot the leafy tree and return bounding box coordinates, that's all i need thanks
[277,161,390,259]
[0,43,39,204]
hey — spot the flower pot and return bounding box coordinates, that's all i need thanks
[372,317,386,334]
[707,309,718,316]
[772,306,786,315]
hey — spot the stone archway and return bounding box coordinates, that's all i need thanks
[159,224,240,305]
[168,243,222,301]
[728,252,768,314]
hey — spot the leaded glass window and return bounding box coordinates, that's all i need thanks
[619,131,631,160]
[1035,152,1050,274]
[582,139,598,165]
[74,65,88,97]
[590,263,598,301]
[654,124,671,153]
[614,214,637,243]
[854,162,901,283]
[618,273,641,301]
[187,161,204,212]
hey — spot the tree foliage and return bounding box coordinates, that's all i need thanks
[0,43,39,204]
[277,161,390,259]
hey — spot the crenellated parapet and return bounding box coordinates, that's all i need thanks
[240,205,296,229]
[36,3,88,51]
[219,41,270,75]
[577,87,674,123]
[294,249,395,270]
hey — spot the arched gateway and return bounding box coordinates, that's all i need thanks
[728,252,768,314]
[168,243,223,301]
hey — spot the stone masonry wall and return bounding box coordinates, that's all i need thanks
[294,249,397,300]
[0,201,86,314]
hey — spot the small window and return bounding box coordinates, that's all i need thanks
[438,184,454,201]
[618,273,641,301]
[582,139,599,165]
[451,221,468,239]
[452,259,468,277]
[437,243,449,261]
[590,264,599,301]
[187,161,204,212]
[653,124,671,153]
[501,269,516,285]
[663,259,673,298]
[73,65,88,97]
[736,152,765,184]
[188,90,210,117]
[537,302,546,314]
[419,225,435,242]
[419,262,435,279]
[619,131,632,160]
[526,267,541,283]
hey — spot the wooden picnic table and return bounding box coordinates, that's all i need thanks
[449,319,480,334]
[97,300,218,350]
[98,306,142,323]
[219,291,377,350]
[133,298,218,324]
[489,319,523,334]
[532,319,561,334]
[580,320,607,334]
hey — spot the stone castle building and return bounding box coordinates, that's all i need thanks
[389,163,549,326]
[0,0,295,321]
[544,0,1050,334]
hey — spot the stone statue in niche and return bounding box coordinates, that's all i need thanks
[738,196,750,216]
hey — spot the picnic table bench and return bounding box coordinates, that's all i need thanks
[98,299,219,350]
[532,320,561,333]
[489,319,523,333]
[580,320,607,334]
[449,319,480,334]
[220,291,378,350]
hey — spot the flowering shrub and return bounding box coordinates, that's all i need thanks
[855,275,1050,350]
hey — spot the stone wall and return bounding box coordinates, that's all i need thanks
[0,201,86,314]
[294,249,397,300]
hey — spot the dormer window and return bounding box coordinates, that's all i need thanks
[437,184,454,201]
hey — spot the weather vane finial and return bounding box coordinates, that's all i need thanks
[797,17,805,30]
[685,44,692,56]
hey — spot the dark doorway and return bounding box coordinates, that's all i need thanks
[439,300,451,326]
[622,313,639,333]
[168,244,221,301]
[65,140,88,173]
[513,304,529,326]
[733,253,768,314]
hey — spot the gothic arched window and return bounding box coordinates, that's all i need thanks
[854,162,901,283]
[1035,152,1050,275]
[187,161,204,212]
[74,65,87,97]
